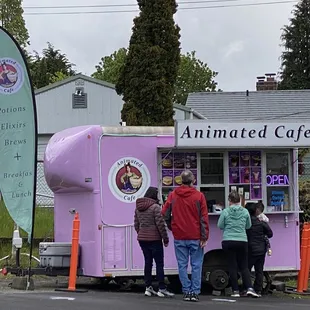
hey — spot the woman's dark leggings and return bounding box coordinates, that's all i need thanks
[139,240,166,290]
[222,240,253,292]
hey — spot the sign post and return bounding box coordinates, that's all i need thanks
[0,27,38,288]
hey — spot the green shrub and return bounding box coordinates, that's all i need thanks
[299,180,310,223]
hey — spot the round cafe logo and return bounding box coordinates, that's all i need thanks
[0,58,24,95]
[108,157,151,203]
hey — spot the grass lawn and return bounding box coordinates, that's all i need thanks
[0,200,54,267]
[0,200,54,239]
[0,240,41,268]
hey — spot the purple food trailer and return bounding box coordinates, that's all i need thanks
[43,121,303,291]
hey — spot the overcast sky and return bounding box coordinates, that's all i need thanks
[23,0,297,91]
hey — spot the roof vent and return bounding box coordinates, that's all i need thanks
[72,87,87,109]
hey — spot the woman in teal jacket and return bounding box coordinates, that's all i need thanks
[217,191,258,298]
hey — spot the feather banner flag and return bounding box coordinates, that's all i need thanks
[0,26,38,241]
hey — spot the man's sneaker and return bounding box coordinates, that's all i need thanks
[246,288,259,298]
[190,293,199,302]
[231,291,240,298]
[145,286,157,297]
[183,293,191,301]
[157,289,175,298]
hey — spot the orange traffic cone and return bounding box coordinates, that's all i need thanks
[55,212,87,293]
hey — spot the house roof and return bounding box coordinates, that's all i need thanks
[35,73,116,95]
[186,90,310,121]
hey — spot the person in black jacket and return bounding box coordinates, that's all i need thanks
[245,203,273,296]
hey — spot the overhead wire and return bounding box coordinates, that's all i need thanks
[21,0,291,9]
[22,0,297,15]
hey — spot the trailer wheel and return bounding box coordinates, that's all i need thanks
[262,271,272,295]
[116,278,135,291]
[202,249,229,291]
[209,269,229,291]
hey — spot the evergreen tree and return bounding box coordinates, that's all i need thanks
[116,0,181,126]
[0,0,29,48]
[29,42,76,89]
[279,0,310,90]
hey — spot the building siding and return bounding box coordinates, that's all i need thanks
[38,135,52,161]
[36,78,123,134]
[186,90,310,121]
[174,108,186,120]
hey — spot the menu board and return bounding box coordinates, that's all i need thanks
[270,190,285,211]
[161,152,197,188]
[228,151,262,200]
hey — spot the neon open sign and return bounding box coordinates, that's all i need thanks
[266,174,289,186]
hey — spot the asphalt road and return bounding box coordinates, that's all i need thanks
[0,290,309,310]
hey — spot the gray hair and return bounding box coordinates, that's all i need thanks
[228,191,241,204]
[181,170,194,185]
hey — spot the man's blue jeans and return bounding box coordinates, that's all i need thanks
[174,240,204,294]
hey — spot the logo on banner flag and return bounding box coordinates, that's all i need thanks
[0,58,24,95]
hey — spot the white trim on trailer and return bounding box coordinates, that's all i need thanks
[100,266,299,278]
[101,126,174,136]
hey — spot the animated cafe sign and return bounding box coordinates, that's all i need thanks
[175,121,310,148]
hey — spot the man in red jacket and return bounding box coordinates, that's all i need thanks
[162,170,209,302]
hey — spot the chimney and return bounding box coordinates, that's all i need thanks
[256,73,278,91]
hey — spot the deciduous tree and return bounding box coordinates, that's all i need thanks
[49,71,70,84]
[92,48,127,85]
[174,51,218,105]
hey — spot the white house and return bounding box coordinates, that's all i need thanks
[35,74,194,205]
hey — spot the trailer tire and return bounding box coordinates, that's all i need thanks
[117,278,135,291]
[262,271,272,295]
[209,269,229,291]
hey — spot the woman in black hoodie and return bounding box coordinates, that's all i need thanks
[245,203,273,296]
[134,186,174,298]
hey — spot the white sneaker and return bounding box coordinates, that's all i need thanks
[157,289,175,298]
[247,288,259,298]
[145,286,157,297]
[231,291,240,298]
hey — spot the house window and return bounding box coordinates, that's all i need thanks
[72,87,87,109]
[200,153,226,213]
[266,152,290,211]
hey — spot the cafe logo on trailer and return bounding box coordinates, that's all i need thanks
[0,58,24,95]
[108,157,151,203]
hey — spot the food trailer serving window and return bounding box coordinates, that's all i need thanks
[200,153,226,213]
[159,150,294,214]
[266,152,290,212]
